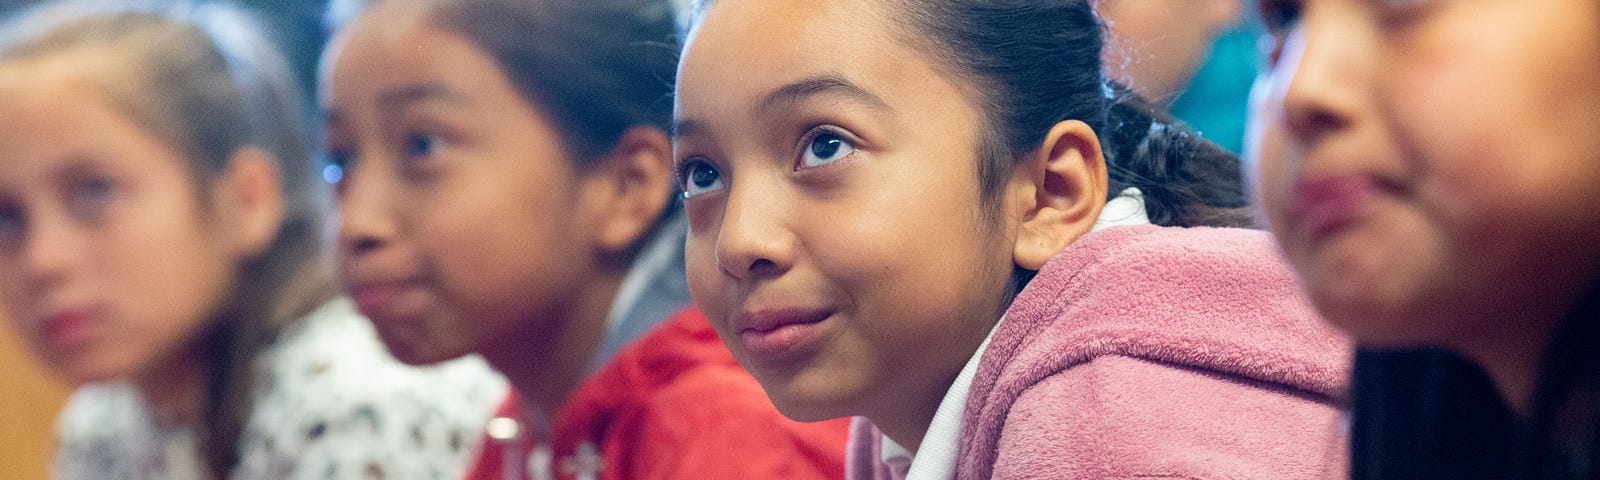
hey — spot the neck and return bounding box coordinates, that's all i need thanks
[479,272,623,425]
[132,341,211,427]
[1455,307,1568,415]
[867,363,965,455]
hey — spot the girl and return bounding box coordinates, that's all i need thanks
[0,2,506,480]
[1248,0,1600,477]
[322,1,850,478]
[673,0,1352,478]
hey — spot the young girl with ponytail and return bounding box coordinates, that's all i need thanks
[673,0,1351,478]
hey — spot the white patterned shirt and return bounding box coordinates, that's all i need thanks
[54,298,508,480]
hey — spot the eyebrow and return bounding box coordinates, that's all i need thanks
[758,73,893,116]
[376,82,471,112]
[672,73,893,140]
[672,117,707,139]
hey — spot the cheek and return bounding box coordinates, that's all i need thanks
[0,264,26,319]
[684,223,727,329]
[1244,91,1299,243]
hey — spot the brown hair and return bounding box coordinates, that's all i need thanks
[1,2,335,477]
[328,0,682,257]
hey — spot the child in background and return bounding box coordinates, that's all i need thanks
[0,2,506,479]
[322,0,849,478]
[673,0,1350,478]
[1249,0,1600,477]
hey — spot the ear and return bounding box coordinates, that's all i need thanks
[212,147,285,258]
[1011,119,1109,271]
[578,126,675,257]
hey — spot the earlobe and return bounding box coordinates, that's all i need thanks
[1012,120,1109,270]
[216,147,285,258]
[586,126,675,255]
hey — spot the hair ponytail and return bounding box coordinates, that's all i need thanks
[1101,81,1252,228]
[890,0,1250,229]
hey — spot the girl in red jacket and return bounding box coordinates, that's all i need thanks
[323,1,849,479]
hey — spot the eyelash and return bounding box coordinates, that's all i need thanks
[673,156,724,199]
[794,125,859,171]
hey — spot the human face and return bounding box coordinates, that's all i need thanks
[325,5,595,365]
[1249,0,1600,349]
[1096,0,1241,103]
[0,62,239,385]
[674,0,1019,429]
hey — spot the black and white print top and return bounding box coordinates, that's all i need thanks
[53,298,509,480]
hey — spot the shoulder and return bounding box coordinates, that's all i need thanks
[556,308,850,479]
[54,383,148,480]
[559,307,743,431]
[988,354,1346,479]
[249,298,506,422]
[997,225,1349,398]
[959,225,1351,479]
[57,382,142,443]
[236,298,507,480]
[588,307,739,395]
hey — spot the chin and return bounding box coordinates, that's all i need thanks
[760,374,861,423]
[54,359,129,387]
[1313,287,1446,349]
[376,334,462,366]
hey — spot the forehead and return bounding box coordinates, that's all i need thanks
[0,72,188,187]
[321,4,490,108]
[676,0,963,123]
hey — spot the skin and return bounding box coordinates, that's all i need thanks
[0,53,283,424]
[1249,0,1600,412]
[1096,0,1242,104]
[324,2,674,414]
[675,0,1106,451]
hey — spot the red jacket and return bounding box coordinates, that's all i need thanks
[464,308,850,480]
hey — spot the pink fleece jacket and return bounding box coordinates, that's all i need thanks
[847,225,1352,479]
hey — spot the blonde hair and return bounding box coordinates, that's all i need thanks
[1,1,334,476]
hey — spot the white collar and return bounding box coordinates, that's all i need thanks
[1093,187,1150,231]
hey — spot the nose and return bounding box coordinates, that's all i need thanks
[335,158,397,259]
[1272,7,1371,147]
[713,180,795,281]
[19,208,83,294]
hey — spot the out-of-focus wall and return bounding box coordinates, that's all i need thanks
[0,316,68,480]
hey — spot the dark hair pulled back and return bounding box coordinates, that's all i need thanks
[895,0,1251,229]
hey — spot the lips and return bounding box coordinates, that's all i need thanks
[41,307,96,350]
[347,278,428,320]
[735,307,833,360]
[1288,174,1396,242]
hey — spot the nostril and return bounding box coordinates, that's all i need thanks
[748,258,777,276]
[1286,105,1350,144]
[346,235,382,254]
